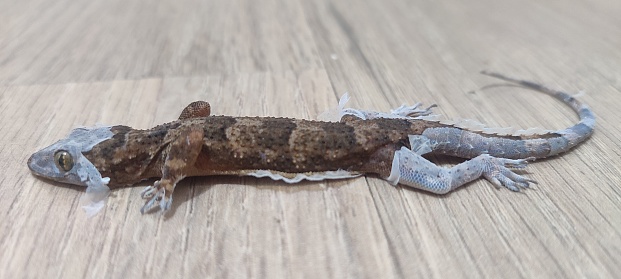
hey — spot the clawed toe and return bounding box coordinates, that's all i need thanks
[483,156,537,191]
[139,182,173,214]
[140,181,162,199]
[140,186,156,199]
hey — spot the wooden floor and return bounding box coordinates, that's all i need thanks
[2,0,621,278]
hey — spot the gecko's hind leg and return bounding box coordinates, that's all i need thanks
[140,127,204,214]
[386,146,536,194]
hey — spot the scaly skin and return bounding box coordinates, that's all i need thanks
[27,72,595,214]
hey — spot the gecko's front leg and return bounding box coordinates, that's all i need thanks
[140,127,204,213]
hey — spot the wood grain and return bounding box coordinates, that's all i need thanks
[1,0,621,278]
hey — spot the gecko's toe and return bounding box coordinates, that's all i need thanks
[481,156,536,192]
[140,187,172,214]
[160,197,173,211]
[504,169,536,186]
[140,198,157,214]
[140,181,162,199]
[496,175,523,192]
[140,186,156,199]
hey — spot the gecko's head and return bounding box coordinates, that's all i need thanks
[28,147,83,185]
[28,126,114,187]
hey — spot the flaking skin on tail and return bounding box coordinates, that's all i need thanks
[420,72,595,159]
[387,72,597,194]
[480,71,596,155]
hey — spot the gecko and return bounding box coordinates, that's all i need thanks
[27,72,595,214]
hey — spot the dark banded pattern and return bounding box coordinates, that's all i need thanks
[81,72,595,187]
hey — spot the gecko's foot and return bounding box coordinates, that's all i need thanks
[140,181,173,214]
[481,155,537,191]
[140,182,158,199]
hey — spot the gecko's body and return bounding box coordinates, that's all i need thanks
[28,72,595,214]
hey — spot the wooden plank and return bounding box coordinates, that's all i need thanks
[1,0,620,278]
[0,0,321,85]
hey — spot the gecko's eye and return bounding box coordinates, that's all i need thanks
[54,150,74,172]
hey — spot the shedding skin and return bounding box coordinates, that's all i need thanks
[27,72,595,215]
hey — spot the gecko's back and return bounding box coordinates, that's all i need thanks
[83,116,444,186]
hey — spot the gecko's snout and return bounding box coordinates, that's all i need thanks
[27,153,39,173]
[27,153,34,171]
[27,151,48,177]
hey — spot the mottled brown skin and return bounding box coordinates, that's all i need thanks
[83,115,446,188]
[82,93,586,213]
[82,99,559,205]
[28,72,595,214]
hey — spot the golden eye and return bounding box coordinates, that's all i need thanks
[54,150,74,172]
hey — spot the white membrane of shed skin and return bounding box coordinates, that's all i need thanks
[417,115,555,136]
[317,93,352,121]
[318,93,437,122]
[74,126,114,217]
[248,169,361,183]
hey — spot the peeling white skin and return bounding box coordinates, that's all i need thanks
[27,126,113,216]
[385,146,534,194]
[408,135,433,155]
[385,154,400,186]
[431,117,555,137]
[317,93,352,122]
[248,169,360,183]
[318,92,436,121]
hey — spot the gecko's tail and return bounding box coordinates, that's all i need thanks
[480,71,595,156]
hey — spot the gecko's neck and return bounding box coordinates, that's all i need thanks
[83,125,168,186]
